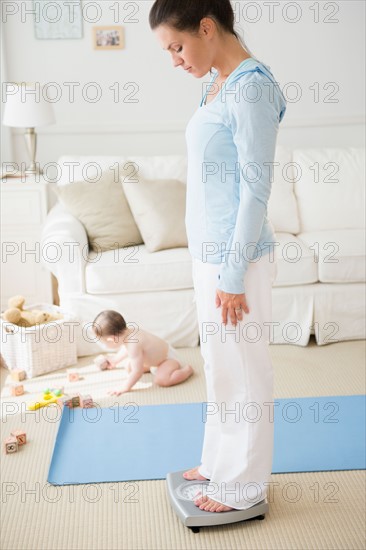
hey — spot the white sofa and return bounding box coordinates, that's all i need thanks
[42,147,365,356]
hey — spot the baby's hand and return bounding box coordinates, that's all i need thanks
[105,359,117,370]
[107,384,130,397]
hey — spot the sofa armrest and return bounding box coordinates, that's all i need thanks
[41,203,88,294]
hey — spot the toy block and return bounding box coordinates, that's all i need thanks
[79,394,94,408]
[62,394,80,408]
[67,369,79,382]
[10,383,24,396]
[94,355,110,370]
[10,430,26,446]
[3,436,18,454]
[10,369,26,382]
[71,395,80,407]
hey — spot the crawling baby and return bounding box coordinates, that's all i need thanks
[92,310,193,396]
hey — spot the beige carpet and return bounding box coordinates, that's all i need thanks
[1,337,365,550]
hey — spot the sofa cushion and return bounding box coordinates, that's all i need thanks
[267,145,300,234]
[122,175,188,252]
[56,155,188,185]
[85,244,193,294]
[298,229,366,283]
[293,147,365,232]
[273,233,318,286]
[52,169,143,252]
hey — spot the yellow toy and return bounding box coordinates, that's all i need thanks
[27,388,65,411]
[2,295,63,328]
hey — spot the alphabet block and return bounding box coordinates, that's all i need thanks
[79,394,93,408]
[67,369,79,382]
[3,436,18,454]
[94,355,110,370]
[71,395,80,407]
[10,430,26,446]
[10,383,24,396]
[10,369,26,382]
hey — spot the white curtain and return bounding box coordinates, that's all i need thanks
[0,25,15,167]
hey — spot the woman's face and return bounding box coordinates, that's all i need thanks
[154,23,213,78]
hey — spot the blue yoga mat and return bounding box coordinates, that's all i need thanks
[48,395,366,485]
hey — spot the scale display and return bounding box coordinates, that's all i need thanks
[176,481,208,501]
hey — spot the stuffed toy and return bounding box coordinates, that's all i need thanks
[2,295,63,328]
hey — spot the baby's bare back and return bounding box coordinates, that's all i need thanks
[124,328,169,367]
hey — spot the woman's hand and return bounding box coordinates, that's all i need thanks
[215,290,249,326]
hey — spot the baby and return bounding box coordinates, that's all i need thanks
[92,310,194,396]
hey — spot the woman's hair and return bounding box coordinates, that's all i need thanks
[92,310,127,339]
[149,0,256,59]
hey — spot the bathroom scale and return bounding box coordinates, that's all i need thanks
[166,470,268,532]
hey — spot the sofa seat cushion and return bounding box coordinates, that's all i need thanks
[273,233,318,286]
[297,230,365,283]
[86,245,193,294]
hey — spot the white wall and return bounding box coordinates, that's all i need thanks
[1,0,365,171]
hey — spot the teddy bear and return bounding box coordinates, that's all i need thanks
[2,295,63,328]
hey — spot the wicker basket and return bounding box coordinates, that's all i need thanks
[1,303,77,378]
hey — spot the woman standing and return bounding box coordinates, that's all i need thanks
[150,0,287,513]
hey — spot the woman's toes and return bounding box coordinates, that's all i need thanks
[194,496,233,512]
[206,500,217,512]
[198,496,210,509]
[194,496,205,507]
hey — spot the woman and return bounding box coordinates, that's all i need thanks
[150,0,287,513]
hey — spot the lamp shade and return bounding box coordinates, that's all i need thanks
[2,82,56,128]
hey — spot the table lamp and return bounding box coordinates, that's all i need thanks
[2,82,56,176]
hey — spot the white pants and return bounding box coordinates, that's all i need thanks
[192,252,277,510]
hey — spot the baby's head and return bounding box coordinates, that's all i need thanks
[92,310,127,349]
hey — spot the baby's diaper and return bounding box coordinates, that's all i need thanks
[166,344,180,362]
[150,345,181,376]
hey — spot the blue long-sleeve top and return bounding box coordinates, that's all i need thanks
[185,58,287,294]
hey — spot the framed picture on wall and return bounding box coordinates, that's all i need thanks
[34,0,83,39]
[93,26,124,50]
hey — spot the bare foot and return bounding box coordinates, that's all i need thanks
[183,364,194,378]
[194,494,233,512]
[183,466,208,481]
